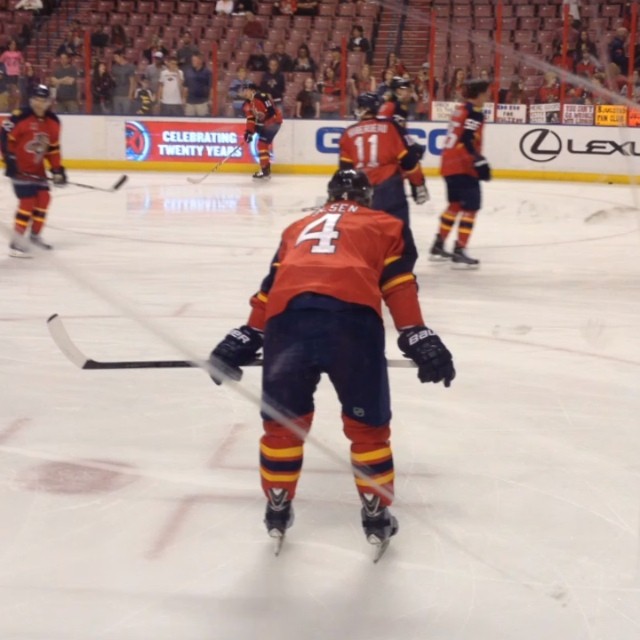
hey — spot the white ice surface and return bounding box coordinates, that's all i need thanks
[0,171,639,639]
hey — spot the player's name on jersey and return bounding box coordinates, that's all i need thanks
[157,144,240,157]
[344,122,393,137]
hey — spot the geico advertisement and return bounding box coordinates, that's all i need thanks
[506,124,640,172]
[302,122,449,167]
[124,120,258,163]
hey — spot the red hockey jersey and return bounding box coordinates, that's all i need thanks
[440,102,485,178]
[243,91,283,133]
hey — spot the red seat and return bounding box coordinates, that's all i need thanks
[117,0,134,13]
[337,3,355,16]
[156,1,175,14]
[271,15,290,29]
[170,14,188,28]
[537,5,557,18]
[519,17,540,31]
[602,5,622,18]
[177,2,195,15]
[129,14,146,27]
[475,17,494,30]
[149,14,168,27]
[97,1,115,12]
[197,1,214,14]
[318,4,335,16]
[358,2,379,18]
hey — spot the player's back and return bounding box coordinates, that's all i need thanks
[264,200,405,321]
[440,101,484,178]
[339,118,407,185]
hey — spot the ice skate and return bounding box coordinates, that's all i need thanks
[8,235,32,259]
[264,489,294,556]
[30,234,53,250]
[451,245,480,269]
[429,235,453,262]
[252,166,271,181]
[360,494,398,562]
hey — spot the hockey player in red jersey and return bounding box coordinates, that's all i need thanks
[377,76,413,126]
[209,169,455,557]
[339,92,428,269]
[241,81,283,180]
[431,79,491,267]
[0,84,67,258]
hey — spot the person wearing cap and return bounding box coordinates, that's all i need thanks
[111,50,136,115]
[145,51,166,105]
[1,84,67,257]
[431,79,491,268]
[241,81,283,180]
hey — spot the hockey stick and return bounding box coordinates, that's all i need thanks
[47,313,416,371]
[23,173,128,193]
[187,143,244,184]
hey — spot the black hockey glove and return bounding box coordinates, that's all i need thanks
[410,142,426,160]
[51,166,67,186]
[474,156,491,182]
[398,326,455,387]
[209,325,263,385]
[411,183,430,204]
[4,153,17,179]
[244,130,254,143]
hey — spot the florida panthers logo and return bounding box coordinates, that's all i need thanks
[25,132,50,164]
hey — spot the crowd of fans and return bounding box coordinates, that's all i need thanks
[2,0,639,119]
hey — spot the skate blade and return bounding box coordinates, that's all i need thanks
[268,530,285,556]
[428,254,452,263]
[252,175,271,181]
[451,261,480,270]
[9,249,32,259]
[371,539,391,563]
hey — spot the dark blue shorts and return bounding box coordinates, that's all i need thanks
[445,174,481,211]
[261,296,391,427]
[257,123,281,144]
[12,181,49,199]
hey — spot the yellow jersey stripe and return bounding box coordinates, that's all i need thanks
[260,443,303,458]
[383,255,401,266]
[381,273,415,292]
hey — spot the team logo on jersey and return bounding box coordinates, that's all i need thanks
[125,120,152,162]
[25,132,50,163]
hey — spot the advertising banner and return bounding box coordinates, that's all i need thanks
[562,104,594,125]
[628,107,640,126]
[124,120,256,163]
[431,101,457,122]
[495,104,527,123]
[595,105,627,126]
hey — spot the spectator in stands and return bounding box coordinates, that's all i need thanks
[535,71,560,104]
[575,47,597,78]
[608,28,629,75]
[295,75,320,118]
[272,42,293,73]
[90,24,110,54]
[145,51,165,102]
[376,67,394,99]
[413,63,438,120]
[243,12,266,39]
[349,63,376,101]
[143,36,169,65]
[445,67,466,101]
[111,50,137,115]
[347,25,370,60]
[273,0,296,15]
[502,77,525,105]
[247,42,268,71]
[327,45,342,78]
[229,66,248,117]
[574,30,597,62]
[16,0,43,9]
[292,44,316,76]
[177,31,199,69]
[296,0,319,16]
[91,60,115,114]
[260,57,286,105]
[0,39,24,110]
[134,76,155,114]
[50,52,79,113]
[215,0,234,14]
[274,0,318,16]
[158,55,184,116]
[605,62,626,91]
[18,60,39,107]
[385,52,407,77]
[233,0,256,13]
[183,52,211,116]
[318,65,341,118]
[0,63,8,113]
[110,24,128,50]
[16,24,33,50]
[585,73,607,105]
[55,30,80,58]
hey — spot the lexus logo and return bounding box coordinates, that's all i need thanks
[519,128,562,162]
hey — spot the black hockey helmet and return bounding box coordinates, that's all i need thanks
[327,169,373,207]
[31,84,51,99]
[391,76,412,91]
[355,92,380,117]
[464,78,491,98]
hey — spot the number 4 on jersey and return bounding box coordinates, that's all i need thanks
[296,213,342,254]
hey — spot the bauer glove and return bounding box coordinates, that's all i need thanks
[209,325,263,385]
[4,153,17,179]
[244,130,254,143]
[411,183,430,204]
[51,166,67,186]
[398,326,455,387]
[473,156,491,182]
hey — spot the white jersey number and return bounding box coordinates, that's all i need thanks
[295,213,342,254]
[354,133,379,168]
